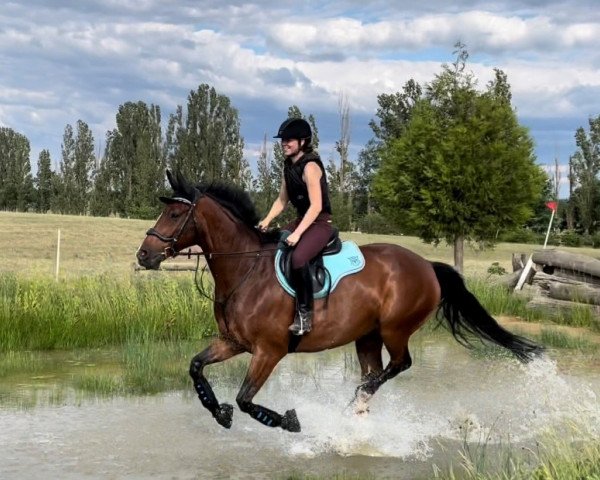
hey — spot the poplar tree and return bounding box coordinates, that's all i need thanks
[166,84,246,185]
[569,115,600,234]
[35,149,54,213]
[55,121,95,214]
[0,127,33,211]
[100,102,165,218]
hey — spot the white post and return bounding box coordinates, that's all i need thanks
[542,208,556,249]
[55,229,61,282]
[515,207,556,291]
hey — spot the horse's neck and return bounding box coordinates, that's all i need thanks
[196,201,261,291]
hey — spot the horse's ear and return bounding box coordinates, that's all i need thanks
[166,169,176,190]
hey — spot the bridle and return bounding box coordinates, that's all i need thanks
[145,197,197,259]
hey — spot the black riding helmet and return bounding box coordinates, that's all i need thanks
[274,118,312,141]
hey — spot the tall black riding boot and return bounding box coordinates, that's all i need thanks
[289,265,313,335]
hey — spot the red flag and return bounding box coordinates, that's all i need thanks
[545,201,558,212]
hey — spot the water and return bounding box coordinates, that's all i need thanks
[1,334,600,479]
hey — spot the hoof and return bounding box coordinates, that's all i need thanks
[353,390,372,416]
[281,409,301,432]
[214,403,233,429]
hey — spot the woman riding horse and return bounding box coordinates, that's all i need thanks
[137,170,543,433]
[258,118,334,336]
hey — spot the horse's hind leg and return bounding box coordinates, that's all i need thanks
[189,338,244,429]
[353,331,384,414]
[355,330,384,380]
[354,333,412,407]
[236,348,300,432]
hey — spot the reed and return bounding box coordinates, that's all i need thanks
[434,426,600,480]
[466,278,532,320]
[538,328,597,351]
[0,272,215,351]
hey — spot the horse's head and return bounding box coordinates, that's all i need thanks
[136,170,199,270]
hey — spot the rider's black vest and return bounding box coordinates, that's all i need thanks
[284,152,332,217]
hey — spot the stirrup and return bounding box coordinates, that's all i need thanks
[289,312,312,336]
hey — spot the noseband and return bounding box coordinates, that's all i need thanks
[145,197,197,258]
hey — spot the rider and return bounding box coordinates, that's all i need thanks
[258,118,333,336]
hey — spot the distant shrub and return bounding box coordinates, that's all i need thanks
[487,262,507,275]
[591,233,600,249]
[560,229,582,247]
[499,228,538,244]
[357,212,399,234]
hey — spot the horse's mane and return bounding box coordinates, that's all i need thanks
[167,171,281,244]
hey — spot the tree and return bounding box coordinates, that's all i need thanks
[166,84,246,185]
[354,139,381,221]
[98,102,166,218]
[73,121,95,214]
[333,93,357,229]
[0,127,33,211]
[35,149,55,213]
[569,115,600,234]
[373,45,545,272]
[369,79,423,143]
[54,121,96,214]
[252,134,278,215]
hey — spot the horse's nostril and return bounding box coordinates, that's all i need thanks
[137,249,147,259]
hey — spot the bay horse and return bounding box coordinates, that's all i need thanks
[136,170,542,433]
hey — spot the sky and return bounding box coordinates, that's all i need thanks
[1,1,600,196]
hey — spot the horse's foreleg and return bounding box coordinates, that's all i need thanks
[236,350,300,432]
[189,338,244,429]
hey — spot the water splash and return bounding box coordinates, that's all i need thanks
[257,351,600,459]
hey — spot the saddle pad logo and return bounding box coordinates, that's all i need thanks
[348,255,360,266]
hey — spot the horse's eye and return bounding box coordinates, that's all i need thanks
[170,211,180,219]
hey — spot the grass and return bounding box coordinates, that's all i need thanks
[433,427,600,480]
[0,272,215,351]
[1,210,599,279]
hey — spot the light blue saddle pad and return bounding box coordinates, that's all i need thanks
[274,241,365,299]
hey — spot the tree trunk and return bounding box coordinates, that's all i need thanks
[454,235,464,274]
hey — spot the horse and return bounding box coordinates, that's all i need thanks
[136,170,543,433]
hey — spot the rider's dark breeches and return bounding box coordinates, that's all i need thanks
[285,213,333,269]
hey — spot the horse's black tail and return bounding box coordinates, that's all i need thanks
[431,262,544,363]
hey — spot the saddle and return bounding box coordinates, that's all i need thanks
[275,229,365,299]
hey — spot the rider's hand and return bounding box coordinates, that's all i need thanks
[257,219,270,232]
[286,232,301,247]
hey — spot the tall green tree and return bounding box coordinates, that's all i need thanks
[35,149,55,213]
[99,102,166,218]
[55,123,76,213]
[252,133,278,215]
[0,127,33,211]
[354,139,380,217]
[166,84,246,185]
[373,45,545,272]
[569,115,600,234]
[55,121,96,214]
[73,120,95,214]
[369,79,423,143]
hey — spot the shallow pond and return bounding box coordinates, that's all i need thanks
[1,332,599,479]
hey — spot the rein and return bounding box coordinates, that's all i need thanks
[145,194,283,332]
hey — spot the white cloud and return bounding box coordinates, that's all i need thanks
[268,12,600,58]
[0,1,598,172]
